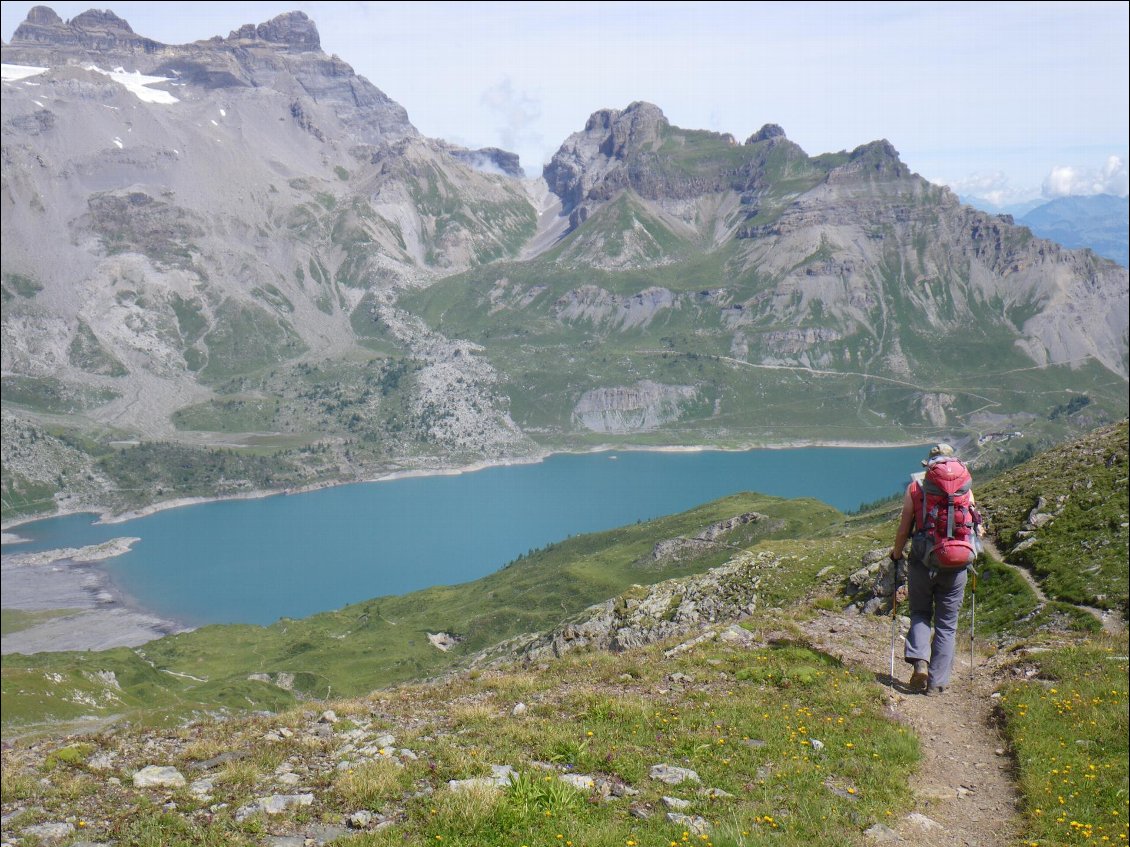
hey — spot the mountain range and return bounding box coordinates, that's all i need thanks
[2,7,1128,519]
[1018,194,1129,268]
[961,194,1128,268]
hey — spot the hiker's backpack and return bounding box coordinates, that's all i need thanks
[912,458,982,569]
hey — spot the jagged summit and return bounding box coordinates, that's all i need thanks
[830,138,912,181]
[225,11,321,50]
[9,6,321,52]
[544,101,671,221]
[9,5,158,52]
[746,123,786,144]
[2,6,417,144]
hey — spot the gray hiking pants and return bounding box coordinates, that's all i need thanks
[904,553,968,689]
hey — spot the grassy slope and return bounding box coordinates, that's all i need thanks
[973,422,1130,846]
[979,420,1129,615]
[0,628,922,847]
[2,493,847,732]
[995,639,1128,847]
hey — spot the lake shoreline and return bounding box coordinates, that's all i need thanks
[1,437,929,532]
[1,439,929,654]
[1,541,192,655]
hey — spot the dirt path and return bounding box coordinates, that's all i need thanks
[797,610,1022,847]
[982,539,1124,636]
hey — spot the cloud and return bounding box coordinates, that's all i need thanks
[481,77,543,159]
[1042,155,1128,198]
[930,171,1034,208]
[460,153,509,177]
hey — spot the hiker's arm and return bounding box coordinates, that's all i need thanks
[890,487,915,560]
[971,489,986,536]
[890,487,914,602]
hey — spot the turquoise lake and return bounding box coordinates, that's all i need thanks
[3,447,923,626]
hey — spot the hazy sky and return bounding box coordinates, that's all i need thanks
[3,1,1128,206]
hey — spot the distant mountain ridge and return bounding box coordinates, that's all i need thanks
[2,6,1128,520]
[1019,194,1129,267]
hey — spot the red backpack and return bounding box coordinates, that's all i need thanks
[913,458,982,569]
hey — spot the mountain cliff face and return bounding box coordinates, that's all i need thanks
[2,7,1128,519]
[1,6,538,488]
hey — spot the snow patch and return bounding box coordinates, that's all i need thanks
[219,108,227,117]
[2,63,178,103]
[1,63,48,81]
[112,138,124,149]
[84,64,179,104]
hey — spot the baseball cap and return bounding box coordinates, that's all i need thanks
[922,443,954,466]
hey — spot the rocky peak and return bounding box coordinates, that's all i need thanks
[226,11,321,51]
[68,8,134,33]
[23,5,62,25]
[543,101,670,216]
[827,139,911,183]
[746,123,786,144]
[2,7,417,147]
[10,5,157,52]
[596,101,669,158]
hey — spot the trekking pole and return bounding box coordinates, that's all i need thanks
[969,566,978,690]
[889,596,899,689]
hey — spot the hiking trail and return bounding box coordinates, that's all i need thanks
[981,539,1124,636]
[797,609,1022,847]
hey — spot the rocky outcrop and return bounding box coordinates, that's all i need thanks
[443,144,524,177]
[543,102,670,213]
[427,632,463,652]
[10,6,160,54]
[844,549,903,615]
[825,140,911,183]
[228,11,321,50]
[1010,494,1070,554]
[745,123,786,144]
[553,285,676,329]
[759,327,844,355]
[652,512,775,561]
[572,381,697,433]
[510,550,775,662]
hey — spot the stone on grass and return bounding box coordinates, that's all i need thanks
[132,765,186,789]
[22,821,74,843]
[666,812,709,835]
[235,793,314,821]
[649,764,701,785]
[448,764,516,792]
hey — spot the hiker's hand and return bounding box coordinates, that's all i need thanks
[894,585,908,603]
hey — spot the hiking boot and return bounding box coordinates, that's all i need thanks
[908,660,929,691]
[925,685,947,696]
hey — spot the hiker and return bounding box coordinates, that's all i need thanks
[889,443,983,694]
